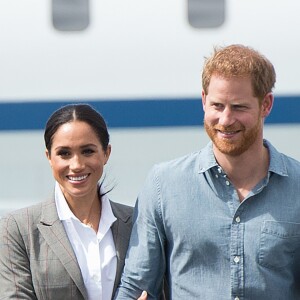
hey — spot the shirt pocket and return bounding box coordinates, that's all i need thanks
[258,220,300,270]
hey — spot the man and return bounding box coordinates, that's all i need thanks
[115,45,300,299]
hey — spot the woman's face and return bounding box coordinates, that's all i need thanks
[46,120,111,203]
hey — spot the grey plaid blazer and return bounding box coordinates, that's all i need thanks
[0,198,133,300]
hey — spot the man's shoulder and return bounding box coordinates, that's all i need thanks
[279,152,300,173]
[158,151,200,167]
[267,140,300,176]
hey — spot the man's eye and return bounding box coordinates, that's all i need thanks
[213,103,223,109]
[233,105,247,110]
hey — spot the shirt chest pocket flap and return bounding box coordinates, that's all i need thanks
[258,220,300,270]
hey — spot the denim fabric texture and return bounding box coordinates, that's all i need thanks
[115,140,300,300]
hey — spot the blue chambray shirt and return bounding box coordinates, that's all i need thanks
[115,140,300,299]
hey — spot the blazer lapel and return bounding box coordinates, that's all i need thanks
[37,200,88,300]
[110,202,133,297]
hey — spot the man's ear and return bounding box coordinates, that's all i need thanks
[202,90,206,111]
[261,93,274,118]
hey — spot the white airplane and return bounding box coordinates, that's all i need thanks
[1,0,300,214]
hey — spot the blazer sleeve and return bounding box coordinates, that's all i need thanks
[0,214,38,299]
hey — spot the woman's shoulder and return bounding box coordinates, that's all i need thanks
[109,200,133,222]
[0,199,55,231]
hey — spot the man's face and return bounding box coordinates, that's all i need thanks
[202,75,265,156]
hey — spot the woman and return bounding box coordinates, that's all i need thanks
[0,104,145,300]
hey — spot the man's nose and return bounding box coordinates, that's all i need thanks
[218,107,235,127]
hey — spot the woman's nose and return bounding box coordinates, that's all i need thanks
[70,155,84,170]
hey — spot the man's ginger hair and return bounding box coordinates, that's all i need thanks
[202,44,276,101]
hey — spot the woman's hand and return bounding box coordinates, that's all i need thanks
[137,291,147,300]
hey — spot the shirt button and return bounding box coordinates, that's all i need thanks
[225,180,230,185]
[92,274,100,282]
[235,216,241,223]
[215,174,219,178]
[234,256,240,263]
[234,297,240,300]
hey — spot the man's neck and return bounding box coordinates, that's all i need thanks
[214,143,270,201]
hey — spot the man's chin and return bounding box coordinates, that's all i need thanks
[214,141,245,156]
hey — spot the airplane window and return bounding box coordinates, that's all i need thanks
[52,0,89,31]
[188,0,225,28]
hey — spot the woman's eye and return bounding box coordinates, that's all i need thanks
[57,150,70,157]
[82,149,95,155]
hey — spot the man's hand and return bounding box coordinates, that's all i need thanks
[137,291,147,300]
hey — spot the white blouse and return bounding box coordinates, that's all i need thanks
[55,182,117,300]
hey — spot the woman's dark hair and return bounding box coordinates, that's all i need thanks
[44,103,110,155]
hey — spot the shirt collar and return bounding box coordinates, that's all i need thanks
[55,182,74,221]
[197,141,218,174]
[197,140,288,177]
[55,182,117,228]
[98,192,117,239]
[263,139,288,177]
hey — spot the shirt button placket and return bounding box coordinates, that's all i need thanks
[231,215,244,300]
